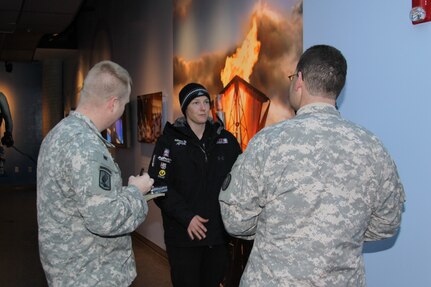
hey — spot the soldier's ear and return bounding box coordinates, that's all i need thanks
[293,71,303,92]
[106,96,117,112]
[296,71,303,86]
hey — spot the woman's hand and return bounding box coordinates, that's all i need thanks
[187,215,209,240]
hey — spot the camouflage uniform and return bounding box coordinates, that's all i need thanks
[37,111,148,287]
[219,103,405,287]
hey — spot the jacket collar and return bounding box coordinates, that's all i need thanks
[296,103,339,117]
[166,117,223,141]
[69,111,115,148]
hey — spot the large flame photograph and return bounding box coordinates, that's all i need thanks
[174,0,303,150]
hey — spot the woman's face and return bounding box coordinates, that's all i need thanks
[185,96,210,125]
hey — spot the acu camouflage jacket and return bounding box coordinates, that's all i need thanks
[219,103,405,287]
[37,111,148,286]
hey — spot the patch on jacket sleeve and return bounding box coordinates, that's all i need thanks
[99,167,112,190]
[221,173,231,191]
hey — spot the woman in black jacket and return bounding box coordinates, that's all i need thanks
[148,83,241,287]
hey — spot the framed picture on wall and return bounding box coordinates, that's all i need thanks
[137,92,163,143]
[102,103,131,148]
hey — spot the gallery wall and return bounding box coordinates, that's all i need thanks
[304,0,430,286]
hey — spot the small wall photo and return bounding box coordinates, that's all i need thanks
[137,92,163,143]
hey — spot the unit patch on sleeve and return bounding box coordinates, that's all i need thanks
[221,173,231,191]
[99,166,112,191]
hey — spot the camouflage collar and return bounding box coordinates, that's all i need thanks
[296,103,339,117]
[69,111,115,148]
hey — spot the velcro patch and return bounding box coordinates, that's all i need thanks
[99,167,112,190]
[221,173,231,191]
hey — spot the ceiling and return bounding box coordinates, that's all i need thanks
[0,0,84,62]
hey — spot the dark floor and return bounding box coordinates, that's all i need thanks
[0,184,172,287]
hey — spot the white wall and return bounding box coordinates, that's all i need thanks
[304,1,430,286]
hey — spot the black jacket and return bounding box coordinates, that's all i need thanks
[148,117,241,247]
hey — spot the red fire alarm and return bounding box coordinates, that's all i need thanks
[411,0,431,24]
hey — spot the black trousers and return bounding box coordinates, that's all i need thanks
[166,244,228,287]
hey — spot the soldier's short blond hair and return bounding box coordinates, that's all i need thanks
[80,60,132,105]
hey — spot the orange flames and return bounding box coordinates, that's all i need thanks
[217,16,268,151]
[220,17,261,86]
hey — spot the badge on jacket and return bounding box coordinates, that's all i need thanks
[158,169,166,178]
[99,167,112,190]
[217,138,228,144]
[174,139,187,146]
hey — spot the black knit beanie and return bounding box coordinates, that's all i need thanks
[179,83,211,115]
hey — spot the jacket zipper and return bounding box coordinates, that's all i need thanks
[198,145,208,162]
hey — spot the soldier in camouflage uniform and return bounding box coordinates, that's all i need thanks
[219,45,405,286]
[37,61,154,287]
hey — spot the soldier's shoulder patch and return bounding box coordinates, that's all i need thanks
[99,166,112,190]
[221,173,231,191]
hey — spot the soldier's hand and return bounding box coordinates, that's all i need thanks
[129,172,154,194]
[187,215,208,240]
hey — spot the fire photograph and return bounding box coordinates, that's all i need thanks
[174,0,303,149]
